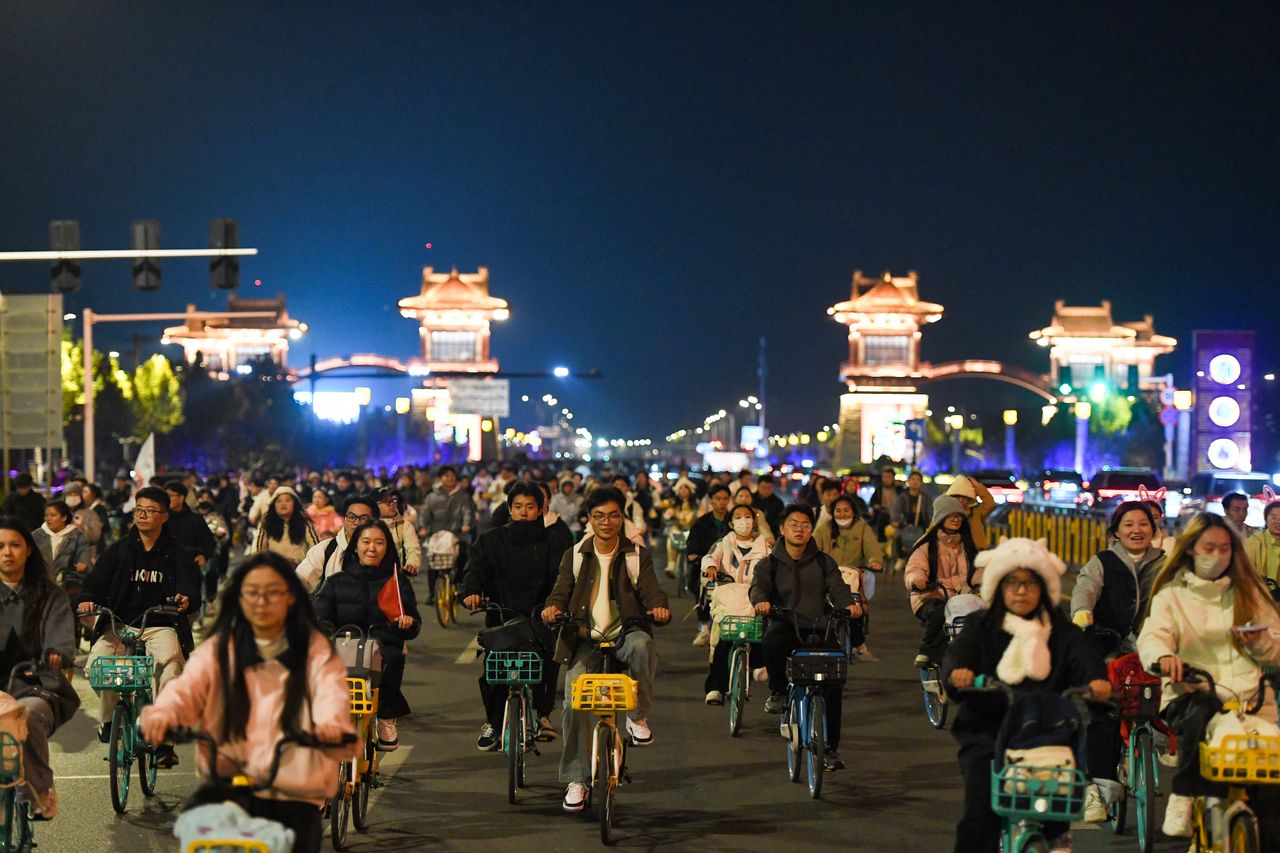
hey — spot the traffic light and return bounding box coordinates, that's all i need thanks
[131,220,161,291]
[49,219,81,292]
[209,218,239,289]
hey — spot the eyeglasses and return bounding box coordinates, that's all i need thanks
[133,507,167,518]
[1002,578,1037,592]
[241,589,290,604]
[783,520,813,531]
[344,513,374,523]
[590,512,623,523]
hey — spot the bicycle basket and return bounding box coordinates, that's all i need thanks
[669,530,688,551]
[1107,653,1161,720]
[0,732,21,785]
[785,650,847,685]
[719,615,764,643]
[570,674,637,712]
[347,677,377,717]
[485,651,543,685]
[88,655,154,693]
[990,765,1087,822]
[1200,734,1280,784]
[428,552,456,571]
[187,841,271,853]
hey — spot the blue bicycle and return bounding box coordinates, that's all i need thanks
[777,609,851,799]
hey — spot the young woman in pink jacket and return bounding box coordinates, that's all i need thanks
[141,552,357,853]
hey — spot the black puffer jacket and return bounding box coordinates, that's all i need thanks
[461,519,570,626]
[313,561,421,648]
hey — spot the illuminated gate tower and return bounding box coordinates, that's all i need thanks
[829,271,943,467]
[397,266,510,462]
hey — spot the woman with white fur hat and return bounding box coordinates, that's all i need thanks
[943,537,1110,852]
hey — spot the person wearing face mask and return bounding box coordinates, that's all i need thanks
[1138,512,1280,840]
[944,538,1110,852]
[1070,501,1166,822]
[1244,500,1280,585]
[699,504,771,704]
[731,486,774,549]
[461,483,571,748]
[905,496,981,669]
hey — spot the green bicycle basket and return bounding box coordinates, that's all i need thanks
[88,655,155,693]
[0,732,21,784]
[719,615,764,643]
[485,651,543,685]
[990,764,1087,823]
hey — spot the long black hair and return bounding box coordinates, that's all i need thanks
[262,489,310,545]
[211,551,328,741]
[908,513,979,585]
[0,517,62,657]
[341,519,401,575]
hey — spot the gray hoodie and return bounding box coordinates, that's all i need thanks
[749,538,855,629]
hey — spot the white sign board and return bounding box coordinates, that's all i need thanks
[448,379,509,417]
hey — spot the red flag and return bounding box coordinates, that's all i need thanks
[377,565,404,622]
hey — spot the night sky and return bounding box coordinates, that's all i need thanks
[3,3,1276,439]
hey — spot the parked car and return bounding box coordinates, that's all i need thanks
[970,469,1024,505]
[1027,469,1086,507]
[1084,467,1161,510]
[1179,471,1273,528]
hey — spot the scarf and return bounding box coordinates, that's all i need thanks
[997,611,1052,685]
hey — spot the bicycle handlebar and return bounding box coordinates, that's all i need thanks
[167,727,357,791]
[1151,662,1278,716]
[84,603,185,635]
[963,675,1113,708]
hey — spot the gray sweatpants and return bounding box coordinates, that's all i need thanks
[558,631,657,783]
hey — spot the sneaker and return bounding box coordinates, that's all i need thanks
[752,667,769,683]
[476,723,498,752]
[764,693,786,714]
[1162,793,1194,838]
[626,717,653,746]
[562,781,589,813]
[692,626,710,647]
[536,716,558,742]
[663,566,676,578]
[153,744,179,769]
[853,644,879,662]
[1082,784,1107,823]
[97,722,110,744]
[377,718,399,752]
[914,654,932,669]
[705,690,724,705]
[822,748,845,771]
[1047,830,1072,852]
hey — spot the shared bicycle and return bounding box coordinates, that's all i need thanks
[917,584,981,730]
[473,602,544,805]
[85,603,183,815]
[1100,646,1164,852]
[720,614,764,737]
[777,608,851,799]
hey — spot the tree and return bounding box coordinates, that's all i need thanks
[127,355,184,440]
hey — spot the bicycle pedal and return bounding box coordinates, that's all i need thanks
[531,747,541,758]
[622,770,633,784]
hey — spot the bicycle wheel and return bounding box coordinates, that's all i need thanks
[1014,835,1051,853]
[807,695,825,799]
[595,726,616,845]
[785,695,802,783]
[351,737,373,830]
[1228,812,1259,853]
[108,702,132,814]
[922,667,947,729]
[435,576,454,628]
[15,797,31,853]
[1133,728,1156,852]
[1109,745,1128,834]
[0,788,14,852]
[506,694,522,804]
[675,553,688,598]
[330,761,352,850]
[728,646,746,737]
[137,738,157,798]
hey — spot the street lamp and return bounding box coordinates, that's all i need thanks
[1002,410,1018,469]
[1073,401,1091,474]
[553,366,569,378]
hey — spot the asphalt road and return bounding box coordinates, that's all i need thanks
[40,565,1191,852]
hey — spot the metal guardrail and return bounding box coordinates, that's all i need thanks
[987,505,1108,569]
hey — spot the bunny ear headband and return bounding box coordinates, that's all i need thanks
[1137,484,1167,503]
[1265,485,1278,503]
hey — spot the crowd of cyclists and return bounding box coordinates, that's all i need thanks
[0,461,1279,850]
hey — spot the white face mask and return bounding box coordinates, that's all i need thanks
[1193,552,1230,580]
[835,517,854,529]
[65,496,82,508]
[732,518,754,537]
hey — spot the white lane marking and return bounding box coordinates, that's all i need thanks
[365,746,412,811]
[58,772,196,780]
[455,637,480,665]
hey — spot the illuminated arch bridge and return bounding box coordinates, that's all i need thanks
[919,360,1058,404]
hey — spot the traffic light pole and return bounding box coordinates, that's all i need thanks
[81,309,276,481]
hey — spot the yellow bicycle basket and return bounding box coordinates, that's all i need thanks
[1200,733,1280,784]
[187,842,270,852]
[348,676,377,717]
[570,674,638,712]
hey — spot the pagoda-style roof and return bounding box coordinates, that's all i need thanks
[828,270,944,324]
[398,266,510,318]
[1030,301,1176,350]
[163,294,306,338]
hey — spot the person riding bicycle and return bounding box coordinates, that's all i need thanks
[687,483,731,646]
[943,537,1110,852]
[374,488,421,578]
[905,496,980,669]
[313,519,420,752]
[77,485,200,769]
[1136,512,1280,841]
[462,482,571,749]
[294,494,377,594]
[0,517,78,820]
[540,486,670,814]
[700,502,769,705]
[750,503,863,772]
[814,493,881,660]
[140,552,358,853]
